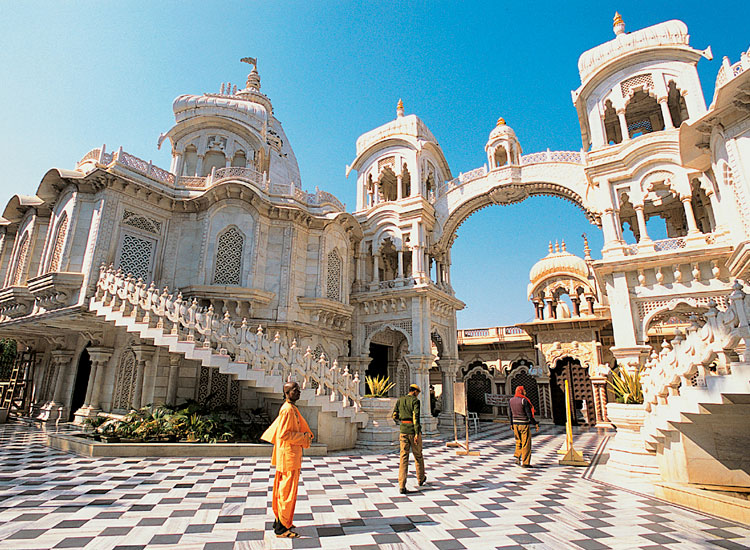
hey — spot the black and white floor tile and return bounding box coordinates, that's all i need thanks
[0,421,747,549]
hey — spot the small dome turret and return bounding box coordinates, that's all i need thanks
[485,117,522,169]
[529,240,589,285]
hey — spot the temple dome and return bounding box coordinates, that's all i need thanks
[529,242,589,284]
[487,118,517,142]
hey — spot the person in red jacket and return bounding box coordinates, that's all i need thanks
[261,382,314,538]
[508,386,539,467]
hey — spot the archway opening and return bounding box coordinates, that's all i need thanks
[366,343,389,380]
[549,357,594,426]
[69,346,91,421]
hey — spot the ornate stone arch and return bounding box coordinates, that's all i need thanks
[9,230,31,286]
[463,363,493,414]
[364,323,412,352]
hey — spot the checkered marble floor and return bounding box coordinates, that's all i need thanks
[0,422,748,550]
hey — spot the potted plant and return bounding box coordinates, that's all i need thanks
[360,375,400,449]
[605,366,658,476]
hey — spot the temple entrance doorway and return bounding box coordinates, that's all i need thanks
[366,343,389,380]
[465,362,493,415]
[69,347,91,421]
[549,356,594,425]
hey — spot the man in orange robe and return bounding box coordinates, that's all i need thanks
[261,381,313,538]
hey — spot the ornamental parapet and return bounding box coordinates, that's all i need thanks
[75,146,344,212]
[457,325,531,345]
[715,46,750,90]
[179,284,275,321]
[0,272,85,323]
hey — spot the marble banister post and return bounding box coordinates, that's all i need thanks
[166,354,180,406]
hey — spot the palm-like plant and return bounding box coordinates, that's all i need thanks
[608,366,643,404]
[365,375,395,397]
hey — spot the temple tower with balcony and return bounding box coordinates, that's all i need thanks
[575,14,733,370]
[347,100,463,433]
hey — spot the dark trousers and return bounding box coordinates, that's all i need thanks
[398,433,425,488]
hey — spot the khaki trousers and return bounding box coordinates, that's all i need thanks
[513,424,532,466]
[398,433,425,488]
[272,469,300,529]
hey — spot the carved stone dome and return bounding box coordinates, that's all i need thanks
[487,117,517,143]
[529,241,589,284]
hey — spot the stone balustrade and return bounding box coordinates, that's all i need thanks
[640,281,750,443]
[94,265,362,411]
[75,146,344,211]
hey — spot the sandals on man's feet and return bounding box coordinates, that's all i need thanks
[276,529,300,538]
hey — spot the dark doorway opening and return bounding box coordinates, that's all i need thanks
[549,357,595,426]
[69,348,91,421]
[366,343,389,380]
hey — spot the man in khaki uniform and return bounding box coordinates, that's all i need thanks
[392,383,426,493]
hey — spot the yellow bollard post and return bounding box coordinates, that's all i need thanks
[559,379,589,466]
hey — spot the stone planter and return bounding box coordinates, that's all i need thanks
[358,397,399,450]
[606,403,659,477]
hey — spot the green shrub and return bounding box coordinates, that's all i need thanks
[608,366,643,404]
[365,375,395,397]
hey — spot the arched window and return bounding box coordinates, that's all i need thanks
[213,227,243,286]
[625,90,664,138]
[326,249,342,301]
[232,150,247,168]
[202,151,226,177]
[10,232,31,286]
[667,81,689,127]
[183,145,198,176]
[48,213,69,273]
[603,100,622,144]
[494,148,508,167]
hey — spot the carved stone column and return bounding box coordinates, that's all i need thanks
[658,97,674,129]
[438,359,461,430]
[74,347,113,421]
[347,356,370,397]
[407,354,437,435]
[617,109,630,141]
[634,204,651,242]
[44,350,74,421]
[166,354,180,406]
[132,345,154,410]
[681,195,700,235]
[590,376,610,426]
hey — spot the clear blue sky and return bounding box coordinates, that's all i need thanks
[0,1,746,328]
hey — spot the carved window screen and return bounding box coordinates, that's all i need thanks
[117,232,155,281]
[112,348,136,410]
[212,227,243,286]
[326,250,342,301]
[48,214,69,273]
[10,232,31,286]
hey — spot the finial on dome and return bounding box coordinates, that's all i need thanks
[548,241,554,254]
[561,240,567,252]
[496,117,506,126]
[397,98,404,118]
[613,12,625,36]
[241,57,261,91]
[555,240,560,253]
[582,233,591,260]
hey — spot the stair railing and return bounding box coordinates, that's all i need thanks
[640,281,750,442]
[94,265,362,412]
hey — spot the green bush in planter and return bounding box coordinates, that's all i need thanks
[608,366,643,404]
[365,375,395,397]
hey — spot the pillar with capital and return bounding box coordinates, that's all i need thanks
[407,354,438,435]
[38,350,75,421]
[132,345,155,410]
[166,353,181,406]
[74,347,113,422]
[438,358,461,429]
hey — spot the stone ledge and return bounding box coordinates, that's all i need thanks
[655,481,750,526]
[48,433,327,458]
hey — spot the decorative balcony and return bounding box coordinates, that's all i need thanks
[0,286,35,320]
[457,325,531,345]
[297,297,354,331]
[179,285,275,320]
[27,272,85,313]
